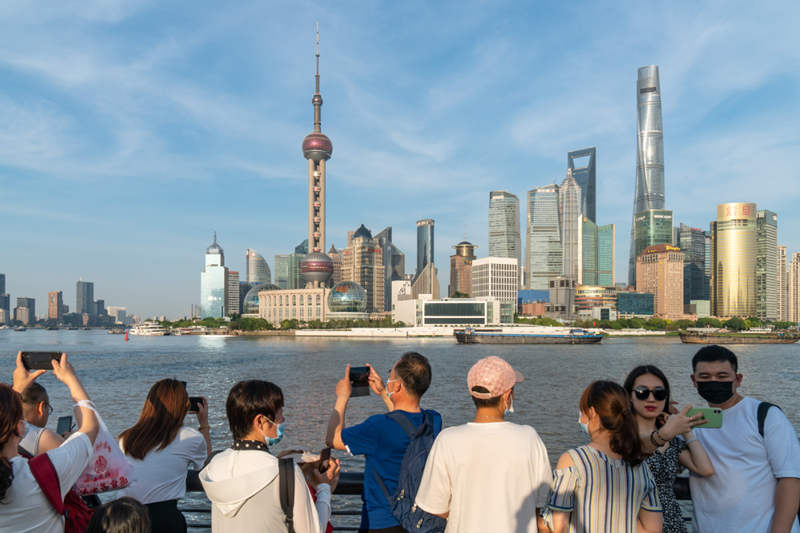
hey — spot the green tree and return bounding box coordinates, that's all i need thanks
[723,316,746,331]
[695,317,722,328]
[644,317,667,330]
[451,291,470,298]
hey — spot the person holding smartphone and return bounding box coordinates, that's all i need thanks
[18,381,66,456]
[689,345,800,533]
[118,379,210,533]
[0,352,99,533]
[623,365,714,533]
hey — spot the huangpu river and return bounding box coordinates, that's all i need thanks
[2,329,799,530]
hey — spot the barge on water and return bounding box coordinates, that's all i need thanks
[679,331,799,344]
[455,328,603,344]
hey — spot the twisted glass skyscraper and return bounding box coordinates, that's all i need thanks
[628,65,666,285]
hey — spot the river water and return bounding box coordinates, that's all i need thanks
[2,330,798,529]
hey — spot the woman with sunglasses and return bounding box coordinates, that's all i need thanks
[623,365,714,533]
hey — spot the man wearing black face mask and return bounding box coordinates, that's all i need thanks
[689,345,800,533]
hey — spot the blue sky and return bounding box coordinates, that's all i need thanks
[1,1,799,319]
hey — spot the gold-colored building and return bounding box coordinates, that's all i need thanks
[636,244,684,318]
[711,202,757,318]
[449,241,476,297]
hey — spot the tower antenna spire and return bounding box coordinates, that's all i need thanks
[315,22,320,95]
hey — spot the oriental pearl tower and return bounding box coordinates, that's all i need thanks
[300,25,334,288]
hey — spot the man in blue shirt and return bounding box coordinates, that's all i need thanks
[326,352,442,533]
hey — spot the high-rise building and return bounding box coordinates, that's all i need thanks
[0,293,9,324]
[226,270,240,317]
[488,191,521,276]
[632,209,673,266]
[778,245,788,321]
[245,249,270,284]
[327,245,343,286]
[273,255,290,289]
[200,232,228,318]
[756,210,778,321]
[416,219,435,279]
[48,291,63,322]
[95,299,105,316]
[16,297,35,323]
[375,227,405,312]
[636,244,683,318]
[299,27,335,289]
[0,273,4,294]
[582,218,615,286]
[567,147,596,222]
[525,184,562,289]
[628,65,666,284]
[472,257,519,304]
[341,224,385,313]
[76,280,94,316]
[678,224,709,306]
[560,170,583,282]
[789,252,800,322]
[449,241,476,297]
[711,203,757,318]
[107,306,127,325]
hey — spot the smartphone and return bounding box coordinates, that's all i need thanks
[318,447,331,473]
[349,366,370,397]
[20,351,61,371]
[56,415,73,435]
[687,407,723,429]
[189,396,204,413]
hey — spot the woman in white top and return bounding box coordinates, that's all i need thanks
[0,352,99,533]
[118,379,210,533]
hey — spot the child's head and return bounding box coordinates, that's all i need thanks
[87,497,151,533]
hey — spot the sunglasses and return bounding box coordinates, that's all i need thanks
[633,386,667,401]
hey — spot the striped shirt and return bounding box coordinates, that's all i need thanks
[546,445,662,533]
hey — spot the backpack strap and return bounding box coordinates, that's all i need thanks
[28,454,65,515]
[371,411,426,506]
[278,457,295,533]
[757,402,780,438]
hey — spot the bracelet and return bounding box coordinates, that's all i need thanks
[198,425,210,431]
[685,437,698,445]
[650,429,665,447]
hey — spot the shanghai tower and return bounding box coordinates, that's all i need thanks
[628,65,666,285]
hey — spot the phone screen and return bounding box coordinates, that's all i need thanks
[349,366,370,397]
[318,447,331,473]
[56,415,72,435]
[189,397,203,413]
[20,351,61,370]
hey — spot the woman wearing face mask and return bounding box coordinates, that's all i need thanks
[200,380,339,533]
[545,381,663,533]
[623,365,714,533]
[118,379,210,533]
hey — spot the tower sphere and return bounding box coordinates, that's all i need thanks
[300,251,334,284]
[302,132,333,161]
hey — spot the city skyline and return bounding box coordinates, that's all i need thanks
[2,3,799,317]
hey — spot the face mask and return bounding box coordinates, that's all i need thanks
[578,411,589,435]
[262,419,285,447]
[504,393,515,416]
[696,381,734,404]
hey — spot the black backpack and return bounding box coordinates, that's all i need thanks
[372,411,446,533]
[279,457,296,533]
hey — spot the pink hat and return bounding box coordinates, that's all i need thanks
[467,356,523,399]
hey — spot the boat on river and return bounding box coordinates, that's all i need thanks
[679,331,799,344]
[455,327,603,344]
[128,322,168,336]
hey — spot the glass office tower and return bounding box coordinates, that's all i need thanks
[488,191,521,273]
[632,209,673,269]
[582,218,615,287]
[567,147,596,223]
[678,223,709,305]
[756,210,778,321]
[628,65,666,285]
[526,184,562,290]
[711,203,757,317]
[76,280,94,316]
[245,249,270,284]
[560,172,582,282]
[416,219,435,279]
[201,233,227,318]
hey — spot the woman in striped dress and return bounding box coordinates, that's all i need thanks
[546,381,663,533]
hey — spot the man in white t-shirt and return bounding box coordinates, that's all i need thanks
[415,356,553,533]
[689,345,800,533]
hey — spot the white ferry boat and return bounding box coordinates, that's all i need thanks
[128,322,168,336]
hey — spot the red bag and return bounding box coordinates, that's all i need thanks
[27,452,94,533]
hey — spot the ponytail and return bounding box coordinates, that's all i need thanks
[581,380,644,466]
[0,384,23,502]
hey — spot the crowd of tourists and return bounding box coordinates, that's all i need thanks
[0,344,798,533]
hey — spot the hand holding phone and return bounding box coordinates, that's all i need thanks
[189,396,204,413]
[57,415,73,436]
[349,366,370,397]
[686,407,723,429]
[20,351,62,371]
[318,447,331,473]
